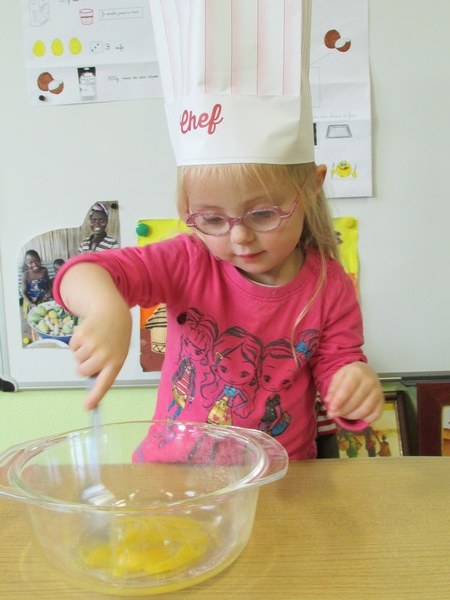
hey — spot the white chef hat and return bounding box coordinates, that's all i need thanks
[150,0,314,166]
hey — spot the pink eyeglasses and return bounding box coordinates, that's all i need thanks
[185,194,299,236]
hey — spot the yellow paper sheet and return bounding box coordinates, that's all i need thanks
[332,216,359,294]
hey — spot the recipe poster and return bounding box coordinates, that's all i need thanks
[22,0,161,105]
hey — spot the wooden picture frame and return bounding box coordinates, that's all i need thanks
[336,391,410,458]
[417,383,450,456]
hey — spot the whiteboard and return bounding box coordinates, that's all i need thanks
[1,0,449,389]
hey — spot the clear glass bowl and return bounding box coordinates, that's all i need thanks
[0,420,288,596]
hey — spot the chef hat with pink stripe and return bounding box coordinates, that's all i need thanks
[150,0,314,166]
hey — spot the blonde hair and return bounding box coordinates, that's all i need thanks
[177,163,340,348]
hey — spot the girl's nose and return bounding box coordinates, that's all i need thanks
[229,222,255,245]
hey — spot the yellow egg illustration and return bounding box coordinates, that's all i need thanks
[69,37,82,55]
[51,38,64,56]
[32,40,46,57]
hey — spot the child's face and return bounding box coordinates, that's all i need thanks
[261,353,298,392]
[25,254,41,271]
[215,350,256,386]
[182,330,208,361]
[185,169,307,285]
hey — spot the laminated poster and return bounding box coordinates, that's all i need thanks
[19,201,120,349]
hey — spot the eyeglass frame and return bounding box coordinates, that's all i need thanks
[184,194,299,237]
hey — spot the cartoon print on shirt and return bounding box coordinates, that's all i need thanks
[201,326,263,423]
[258,331,320,437]
[161,315,320,447]
[258,339,296,436]
[295,329,320,365]
[167,308,218,419]
[153,308,217,449]
[259,393,291,436]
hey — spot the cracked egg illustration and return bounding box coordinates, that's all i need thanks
[37,72,64,95]
[324,29,351,52]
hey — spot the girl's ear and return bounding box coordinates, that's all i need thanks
[315,164,327,188]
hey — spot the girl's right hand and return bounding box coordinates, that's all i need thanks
[59,262,132,409]
[70,302,131,409]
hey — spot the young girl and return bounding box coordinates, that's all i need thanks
[53,161,384,459]
[55,0,383,459]
[22,249,51,306]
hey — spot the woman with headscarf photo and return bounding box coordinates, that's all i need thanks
[78,202,119,253]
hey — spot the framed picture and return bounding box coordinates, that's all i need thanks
[336,391,410,458]
[417,383,450,456]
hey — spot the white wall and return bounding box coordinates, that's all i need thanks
[1,0,449,389]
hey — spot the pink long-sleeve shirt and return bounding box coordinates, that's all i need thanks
[54,233,367,459]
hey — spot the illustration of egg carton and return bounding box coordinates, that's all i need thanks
[29,0,50,27]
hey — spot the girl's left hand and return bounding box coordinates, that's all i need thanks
[325,362,384,424]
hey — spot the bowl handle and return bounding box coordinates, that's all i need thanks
[241,428,289,486]
[0,443,31,502]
